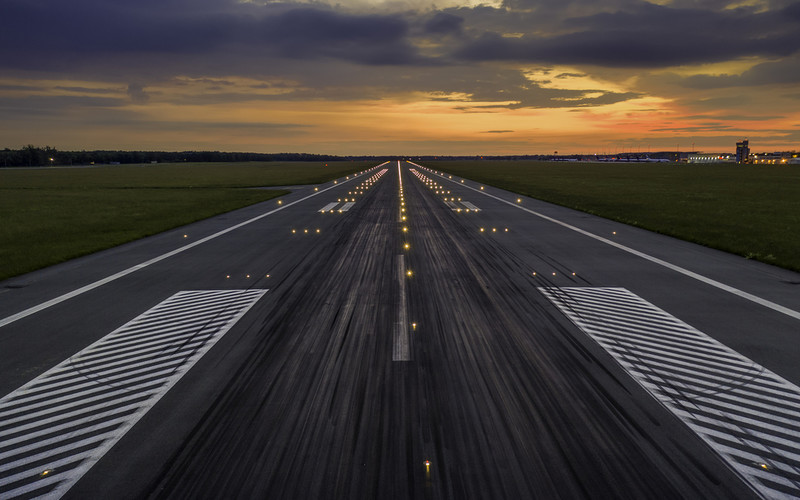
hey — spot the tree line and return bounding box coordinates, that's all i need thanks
[0,146,348,167]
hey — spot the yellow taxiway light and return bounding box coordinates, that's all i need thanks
[277,200,283,205]
[404,243,410,250]
[314,187,318,191]
[406,270,413,277]
[246,274,250,279]
[403,226,408,232]
[316,229,321,233]
[480,228,484,232]
[532,272,537,276]
[226,275,230,279]
[402,216,406,221]
[292,229,296,234]
[40,469,53,477]
[480,186,484,190]
[183,234,188,238]
[504,228,508,232]
[304,229,308,234]
[412,322,417,330]
[492,228,496,232]
[517,198,521,203]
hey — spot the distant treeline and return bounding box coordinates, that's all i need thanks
[0,146,351,167]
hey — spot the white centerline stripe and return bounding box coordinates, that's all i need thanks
[409,161,800,322]
[0,162,389,329]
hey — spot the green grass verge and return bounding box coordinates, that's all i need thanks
[426,161,800,272]
[1,161,375,280]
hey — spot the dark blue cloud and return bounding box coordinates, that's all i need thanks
[0,0,426,72]
[453,2,800,67]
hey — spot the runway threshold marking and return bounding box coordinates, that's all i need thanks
[0,289,266,499]
[338,202,355,213]
[319,202,339,213]
[460,201,480,211]
[408,162,800,323]
[541,287,800,499]
[0,162,389,330]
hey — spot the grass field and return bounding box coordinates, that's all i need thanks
[426,161,800,272]
[0,161,375,280]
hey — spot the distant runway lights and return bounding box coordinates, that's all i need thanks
[40,469,53,477]
[406,269,413,277]
[292,229,297,234]
[504,228,509,232]
[403,226,408,232]
[492,228,496,232]
[277,200,283,205]
[612,231,617,235]
[226,275,231,279]
[412,322,417,330]
[532,272,537,276]
[316,228,321,233]
[183,234,188,238]
[266,274,271,278]
[304,229,308,234]
[314,187,318,191]
[517,198,521,203]
[404,243,410,250]
[480,186,484,190]
[246,274,250,279]
[480,227,485,232]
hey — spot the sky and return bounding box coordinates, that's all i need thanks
[1,0,799,155]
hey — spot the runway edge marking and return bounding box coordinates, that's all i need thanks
[0,162,389,329]
[541,286,800,500]
[408,161,800,323]
[0,289,267,499]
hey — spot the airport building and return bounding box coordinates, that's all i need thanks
[736,139,750,164]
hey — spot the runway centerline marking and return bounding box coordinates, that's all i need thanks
[393,255,411,362]
[408,161,800,323]
[541,287,800,499]
[0,162,389,330]
[0,289,266,499]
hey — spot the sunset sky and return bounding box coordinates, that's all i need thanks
[1,0,799,155]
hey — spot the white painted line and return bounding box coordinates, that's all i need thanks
[408,161,800,322]
[0,289,267,499]
[338,202,355,212]
[393,255,410,361]
[0,162,389,330]
[319,202,339,213]
[540,287,800,499]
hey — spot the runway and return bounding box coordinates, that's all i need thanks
[2,161,800,499]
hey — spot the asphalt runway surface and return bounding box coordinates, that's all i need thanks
[2,161,800,499]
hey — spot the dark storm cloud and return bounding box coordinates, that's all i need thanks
[423,12,464,36]
[453,2,800,68]
[0,0,427,72]
[681,56,800,89]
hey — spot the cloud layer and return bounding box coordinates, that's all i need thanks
[1,0,798,153]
